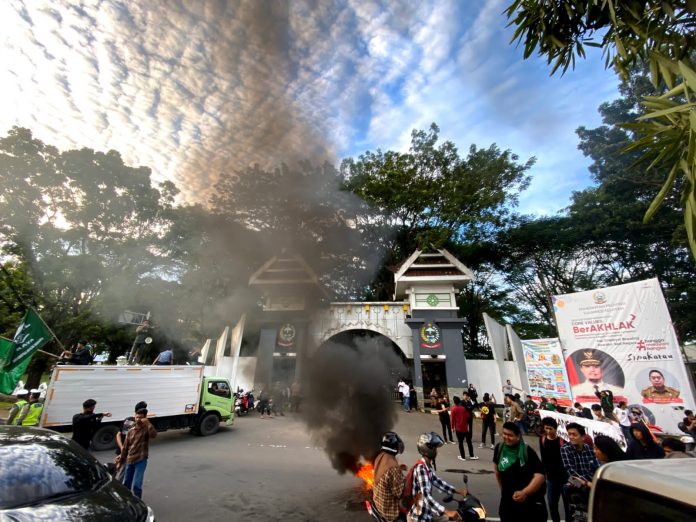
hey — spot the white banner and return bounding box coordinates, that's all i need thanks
[521,338,572,406]
[483,313,508,362]
[540,410,626,450]
[553,278,695,434]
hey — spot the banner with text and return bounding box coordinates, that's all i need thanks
[553,278,695,434]
[539,410,626,450]
[521,338,572,406]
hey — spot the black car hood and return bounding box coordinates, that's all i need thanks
[2,478,148,521]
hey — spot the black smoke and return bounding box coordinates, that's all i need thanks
[299,334,405,474]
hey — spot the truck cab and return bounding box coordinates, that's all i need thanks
[589,459,696,521]
[196,377,235,436]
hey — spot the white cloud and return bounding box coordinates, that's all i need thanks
[0,0,617,214]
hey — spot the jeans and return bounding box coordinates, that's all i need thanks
[456,430,474,458]
[123,458,148,499]
[546,478,569,522]
[402,395,410,412]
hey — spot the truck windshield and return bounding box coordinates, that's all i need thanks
[592,481,696,522]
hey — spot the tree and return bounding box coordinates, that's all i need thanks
[340,124,534,248]
[0,127,179,357]
[505,0,696,259]
[210,161,385,300]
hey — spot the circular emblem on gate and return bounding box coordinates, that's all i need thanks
[420,322,441,349]
[278,323,296,347]
[426,294,440,306]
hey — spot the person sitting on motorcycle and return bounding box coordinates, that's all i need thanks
[407,432,466,522]
[372,432,406,522]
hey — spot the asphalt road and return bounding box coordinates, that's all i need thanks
[94,408,520,521]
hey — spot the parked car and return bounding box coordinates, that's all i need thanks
[0,425,155,521]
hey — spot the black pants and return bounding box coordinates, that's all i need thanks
[499,497,547,522]
[481,418,495,445]
[440,415,453,442]
[456,430,474,458]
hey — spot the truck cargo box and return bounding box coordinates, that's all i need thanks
[40,365,204,429]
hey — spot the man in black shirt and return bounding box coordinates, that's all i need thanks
[72,398,112,450]
[493,421,547,522]
[539,416,569,522]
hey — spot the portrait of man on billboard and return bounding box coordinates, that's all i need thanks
[641,369,681,402]
[570,349,624,397]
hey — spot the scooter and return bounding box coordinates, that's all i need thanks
[443,475,486,521]
[234,391,250,415]
[366,475,486,522]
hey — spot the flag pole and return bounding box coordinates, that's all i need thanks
[29,307,66,353]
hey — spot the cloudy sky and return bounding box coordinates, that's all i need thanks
[2,0,618,215]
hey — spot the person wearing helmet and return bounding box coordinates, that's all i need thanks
[372,431,406,521]
[6,389,29,425]
[407,432,466,521]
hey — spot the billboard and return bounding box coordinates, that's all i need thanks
[521,338,572,406]
[553,278,695,434]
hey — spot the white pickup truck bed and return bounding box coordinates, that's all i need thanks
[40,365,204,428]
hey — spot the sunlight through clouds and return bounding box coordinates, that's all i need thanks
[1,0,617,213]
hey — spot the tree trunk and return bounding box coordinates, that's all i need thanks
[24,355,50,390]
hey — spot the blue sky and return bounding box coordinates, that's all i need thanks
[1,0,619,215]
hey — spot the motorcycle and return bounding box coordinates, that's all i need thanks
[234,391,251,416]
[366,475,486,522]
[443,475,486,521]
[567,476,590,522]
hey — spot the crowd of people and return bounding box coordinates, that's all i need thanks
[390,379,695,522]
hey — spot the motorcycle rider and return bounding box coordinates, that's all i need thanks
[407,432,466,521]
[372,431,406,521]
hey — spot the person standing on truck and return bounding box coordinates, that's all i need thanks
[72,399,112,450]
[68,341,92,365]
[152,346,173,365]
[120,407,157,499]
[129,319,152,365]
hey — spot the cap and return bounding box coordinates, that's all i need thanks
[30,388,40,394]
[15,389,29,396]
[579,350,601,366]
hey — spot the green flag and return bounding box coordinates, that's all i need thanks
[0,337,16,394]
[0,309,54,395]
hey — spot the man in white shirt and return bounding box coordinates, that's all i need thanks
[614,401,631,439]
[398,379,411,412]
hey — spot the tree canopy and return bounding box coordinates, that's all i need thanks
[505,0,696,259]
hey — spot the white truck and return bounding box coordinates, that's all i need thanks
[39,365,235,450]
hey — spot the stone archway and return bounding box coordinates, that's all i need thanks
[319,329,410,399]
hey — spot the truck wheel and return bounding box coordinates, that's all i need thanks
[92,425,118,451]
[198,413,220,436]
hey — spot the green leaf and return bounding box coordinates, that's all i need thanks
[678,61,696,93]
[643,162,679,223]
[637,103,696,121]
[649,57,659,87]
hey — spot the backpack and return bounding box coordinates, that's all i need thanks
[399,459,430,513]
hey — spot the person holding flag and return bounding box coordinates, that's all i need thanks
[0,308,56,396]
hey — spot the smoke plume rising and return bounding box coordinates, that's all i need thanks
[299,335,405,473]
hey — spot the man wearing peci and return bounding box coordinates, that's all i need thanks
[571,350,623,397]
